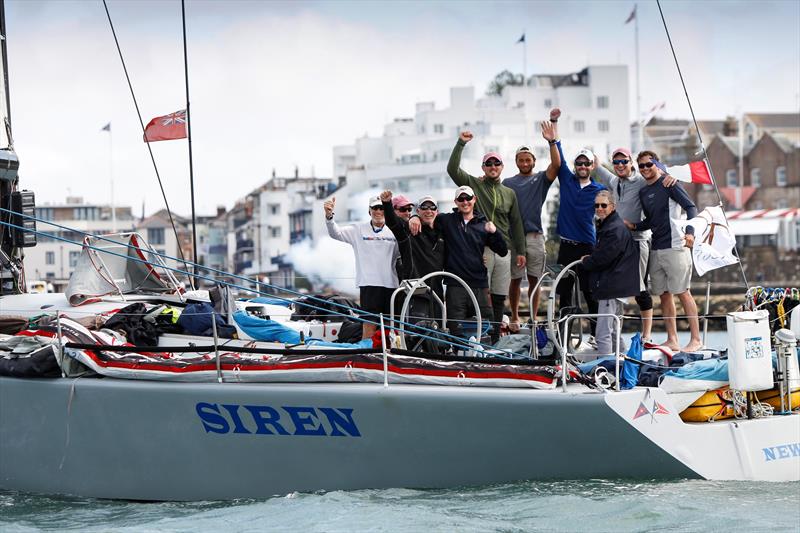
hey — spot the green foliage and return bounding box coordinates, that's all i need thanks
[487,70,525,96]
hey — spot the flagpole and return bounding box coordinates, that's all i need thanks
[523,30,528,141]
[181,0,198,281]
[108,125,116,232]
[635,3,642,152]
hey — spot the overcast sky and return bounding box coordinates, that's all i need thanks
[5,0,799,217]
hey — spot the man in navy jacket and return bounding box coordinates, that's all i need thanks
[580,190,639,354]
[436,186,508,340]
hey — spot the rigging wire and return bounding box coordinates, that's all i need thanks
[0,216,504,357]
[100,0,194,289]
[655,0,750,291]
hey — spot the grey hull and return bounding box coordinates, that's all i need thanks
[0,376,698,501]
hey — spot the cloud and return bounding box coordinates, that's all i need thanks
[5,0,798,222]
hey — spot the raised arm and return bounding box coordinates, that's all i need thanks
[324,196,356,244]
[447,131,475,186]
[541,118,561,182]
[380,190,405,235]
[594,164,615,188]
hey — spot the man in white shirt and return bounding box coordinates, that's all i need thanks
[324,195,400,339]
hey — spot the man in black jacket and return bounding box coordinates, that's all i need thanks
[380,190,446,295]
[580,190,639,354]
[436,186,508,340]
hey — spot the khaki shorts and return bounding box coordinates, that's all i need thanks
[511,232,547,280]
[483,246,511,296]
[649,247,692,295]
[637,239,650,292]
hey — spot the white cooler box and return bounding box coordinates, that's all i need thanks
[726,310,773,391]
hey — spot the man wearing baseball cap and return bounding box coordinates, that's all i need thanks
[434,185,507,340]
[593,147,678,343]
[447,130,526,338]
[502,115,561,332]
[380,190,445,292]
[324,194,399,340]
[549,108,606,333]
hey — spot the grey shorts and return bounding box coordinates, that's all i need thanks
[511,232,546,280]
[483,247,511,296]
[649,247,692,295]
[637,239,650,292]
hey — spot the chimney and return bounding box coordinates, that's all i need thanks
[294,165,299,179]
[271,168,276,179]
[216,205,226,217]
[723,116,738,137]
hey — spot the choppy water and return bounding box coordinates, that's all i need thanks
[2,480,799,532]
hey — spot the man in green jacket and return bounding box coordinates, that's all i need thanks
[447,131,526,339]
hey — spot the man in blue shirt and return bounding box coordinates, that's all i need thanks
[628,150,702,352]
[551,109,606,329]
[502,118,560,331]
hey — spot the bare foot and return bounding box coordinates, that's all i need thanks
[509,321,521,334]
[662,341,680,351]
[682,340,704,352]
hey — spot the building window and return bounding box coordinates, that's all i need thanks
[68,251,80,267]
[775,198,789,208]
[776,166,787,187]
[270,227,281,238]
[544,98,552,108]
[574,121,585,133]
[269,204,281,215]
[46,272,55,279]
[433,124,444,134]
[750,168,761,188]
[598,120,609,133]
[148,227,165,245]
[45,251,55,265]
[597,96,609,108]
[725,169,738,187]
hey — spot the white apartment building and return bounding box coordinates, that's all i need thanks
[230,171,336,289]
[326,65,629,233]
[27,198,136,291]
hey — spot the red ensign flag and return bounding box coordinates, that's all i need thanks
[143,109,187,142]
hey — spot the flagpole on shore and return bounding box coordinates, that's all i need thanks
[521,31,528,141]
[101,123,116,232]
[181,0,198,279]
[634,4,642,152]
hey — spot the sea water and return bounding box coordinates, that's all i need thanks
[1,480,799,532]
[2,332,799,532]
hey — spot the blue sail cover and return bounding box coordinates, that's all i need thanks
[620,333,642,390]
[233,311,373,349]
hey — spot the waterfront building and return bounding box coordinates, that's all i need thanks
[27,198,136,291]
[325,65,630,236]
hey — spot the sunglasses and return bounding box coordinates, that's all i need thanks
[370,205,384,211]
[483,160,502,167]
[574,161,592,168]
[638,162,655,169]
[456,195,474,202]
[418,204,437,211]
[612,159,630,165]
[396,206,413,213]
[594,203,610,209]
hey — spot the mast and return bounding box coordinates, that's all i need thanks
[181,0,198,273]
[1,0,11,145]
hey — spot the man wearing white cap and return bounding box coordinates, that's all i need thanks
[434,185,507,340]
[447,131,526,338]
[324,195,399,339]
[380,190,445,292]
[503,116,561,331]
[549,109,606,331]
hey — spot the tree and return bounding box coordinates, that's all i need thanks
[486,70,525,96]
